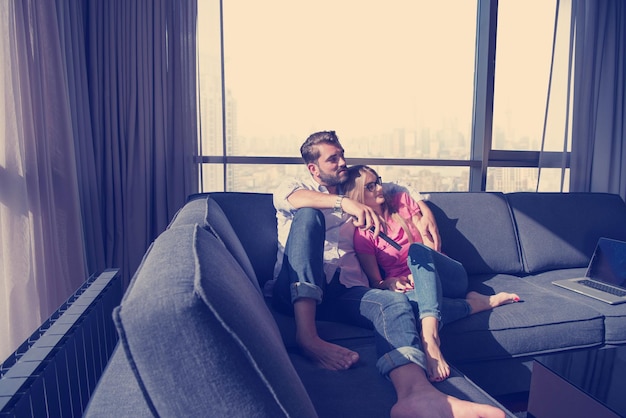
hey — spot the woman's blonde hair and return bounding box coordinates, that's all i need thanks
[344,165,416,243]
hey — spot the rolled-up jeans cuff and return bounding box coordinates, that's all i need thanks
[418,309,442,323]
[290,282,323,304]
[376,346,426,378]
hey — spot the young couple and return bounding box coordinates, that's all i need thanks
[271,130,519,418]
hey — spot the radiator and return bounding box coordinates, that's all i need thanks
[0,269,122,417]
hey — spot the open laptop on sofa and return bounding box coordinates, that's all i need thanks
[553,237,626,305]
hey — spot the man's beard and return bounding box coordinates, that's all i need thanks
[318,169,347,187]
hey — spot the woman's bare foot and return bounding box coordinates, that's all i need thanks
[421,317,450,382]
[466,291,520,315]
[296,332,359,370]
[423,338,450,382]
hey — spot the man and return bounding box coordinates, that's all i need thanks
[271,131,504,418]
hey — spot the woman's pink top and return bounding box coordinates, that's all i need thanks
[353,192,423,278]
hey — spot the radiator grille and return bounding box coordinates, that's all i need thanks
[0,269,122,417]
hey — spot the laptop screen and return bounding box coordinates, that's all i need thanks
[587,238,626,288]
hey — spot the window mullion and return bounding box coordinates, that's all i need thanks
[470,0,498,191]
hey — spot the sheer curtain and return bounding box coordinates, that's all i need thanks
[0,0,198,362]
[537,0,575,193]
[570,0,626,201]
[0,0,90,362]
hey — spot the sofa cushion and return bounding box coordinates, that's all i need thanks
[270,304,375,350]
[425,193,524,275]
[507,192,626,273]
[114,224,316,417]
[169,195,260,293]
[84,345,152,417]
[515,267,626,345]
[167,194,210,228]
[440,273,605,363]
[290,343,514,418]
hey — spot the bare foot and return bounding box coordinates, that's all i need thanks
[390,363,505,418]
[421,317,450,382]
[423,337,450,382]
[391,388,506,418]
[466,291,520,315]
[296,332,359,370]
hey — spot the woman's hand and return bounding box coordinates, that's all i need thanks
[386,276,414,293]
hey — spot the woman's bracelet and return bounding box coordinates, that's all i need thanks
[376,280,384,289]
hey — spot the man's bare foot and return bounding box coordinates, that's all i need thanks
[421,317,450,382]
[390,363,505,418]
[466,291,520,315]
[296,332,359,370]
[391,388,506,418]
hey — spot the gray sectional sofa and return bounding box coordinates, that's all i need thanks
[85,191,626,417]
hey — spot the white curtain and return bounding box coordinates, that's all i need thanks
[0,0,89,361]
[0,0,198,362]
[536,0,575,192]
[570,0,626,200]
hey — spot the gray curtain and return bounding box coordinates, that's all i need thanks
[84,0,198,287]
[570,0,626,201]
[0,0,198,361]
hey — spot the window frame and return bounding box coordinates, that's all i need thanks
[195,0,570,192]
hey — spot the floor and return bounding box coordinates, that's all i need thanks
[495,391,529,418]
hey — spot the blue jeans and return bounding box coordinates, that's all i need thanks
[406,243,471,326]
[273,208,326,309]
[272,208,427,376]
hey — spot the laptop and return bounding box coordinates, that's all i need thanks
[553,237,626,305]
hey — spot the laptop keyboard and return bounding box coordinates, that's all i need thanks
[579,279,626,297]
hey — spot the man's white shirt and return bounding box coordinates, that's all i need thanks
[272,170,424,289]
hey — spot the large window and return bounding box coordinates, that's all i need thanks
[197,0,572,193]
[487,0,572,192]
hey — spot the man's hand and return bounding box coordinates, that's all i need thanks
[287,190,382,237]
[341,197,381,237]
[416,216,440,251]
[415,201,442,252]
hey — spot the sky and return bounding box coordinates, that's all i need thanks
[198,0,571,151]
[201,1,477,138]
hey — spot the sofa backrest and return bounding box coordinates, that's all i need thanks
[507,192,626,273]
[197,191,527,279]
[208,192,278,288]
[115,224,317,417]
[169,194,261,293]
[425,192,524,275]
[179,191,626,281]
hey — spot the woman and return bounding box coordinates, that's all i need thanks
[344,165,520,382]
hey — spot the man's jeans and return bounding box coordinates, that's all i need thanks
[273,208,326,309]
[406,243,471,326]
[272,208,428,376]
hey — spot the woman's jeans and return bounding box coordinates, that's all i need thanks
[272,208,428,376]
[406,243,471,326]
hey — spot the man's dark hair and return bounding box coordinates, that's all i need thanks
[300,131,344,164]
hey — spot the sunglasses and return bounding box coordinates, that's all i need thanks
[365,176,382,192]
